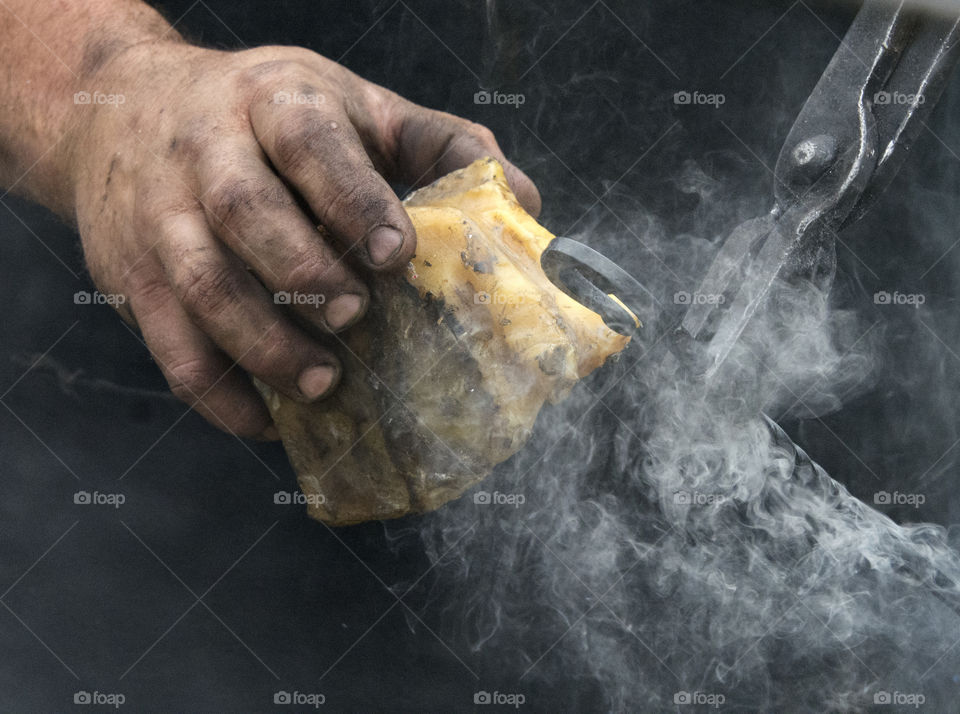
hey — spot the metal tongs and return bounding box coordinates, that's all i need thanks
[543,0,960,383]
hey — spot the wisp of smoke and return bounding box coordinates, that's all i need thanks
[391,162,960,712]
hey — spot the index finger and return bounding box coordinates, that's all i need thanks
[249,90,416,271]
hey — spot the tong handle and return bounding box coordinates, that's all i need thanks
[690,1,960,380]
[851,7,960,221]
[773,0,911,219]
[774,0,960,227]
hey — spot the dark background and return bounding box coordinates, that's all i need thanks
[2,0,959,711]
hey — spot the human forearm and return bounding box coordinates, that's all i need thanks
[0,0,180,214]
[0,0,540,439]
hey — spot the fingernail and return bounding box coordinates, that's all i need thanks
[297,365,338,401]
[366,226,404,265]
[325,293,365,331]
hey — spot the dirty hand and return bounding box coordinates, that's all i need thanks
[62,42,540,438]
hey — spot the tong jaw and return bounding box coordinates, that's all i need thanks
[679,0,960,380]
[541,1,960,384]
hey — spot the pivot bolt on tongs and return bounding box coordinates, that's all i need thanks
[543,0,960,383]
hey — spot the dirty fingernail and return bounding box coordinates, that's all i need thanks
[297,365,338,401]
[325,293,365,331]
[366,226,404,265]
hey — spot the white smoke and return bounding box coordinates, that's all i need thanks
[392,173,960,711]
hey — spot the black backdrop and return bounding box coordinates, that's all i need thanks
[3,0,960,711]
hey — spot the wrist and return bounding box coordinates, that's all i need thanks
[56,36,196,219]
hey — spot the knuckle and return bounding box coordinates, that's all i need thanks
[243,332,300,380]
[283,253,345,294]
[133,192,197,238]
[241,59,300,87]
[128,274,171,320]
[165,358,221,404]
[320,177,390,232]
[207,176,291,228]
[166,117,214,161]
[273,115,331,171]
[176,259,244,317]
[465,121,498,148]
